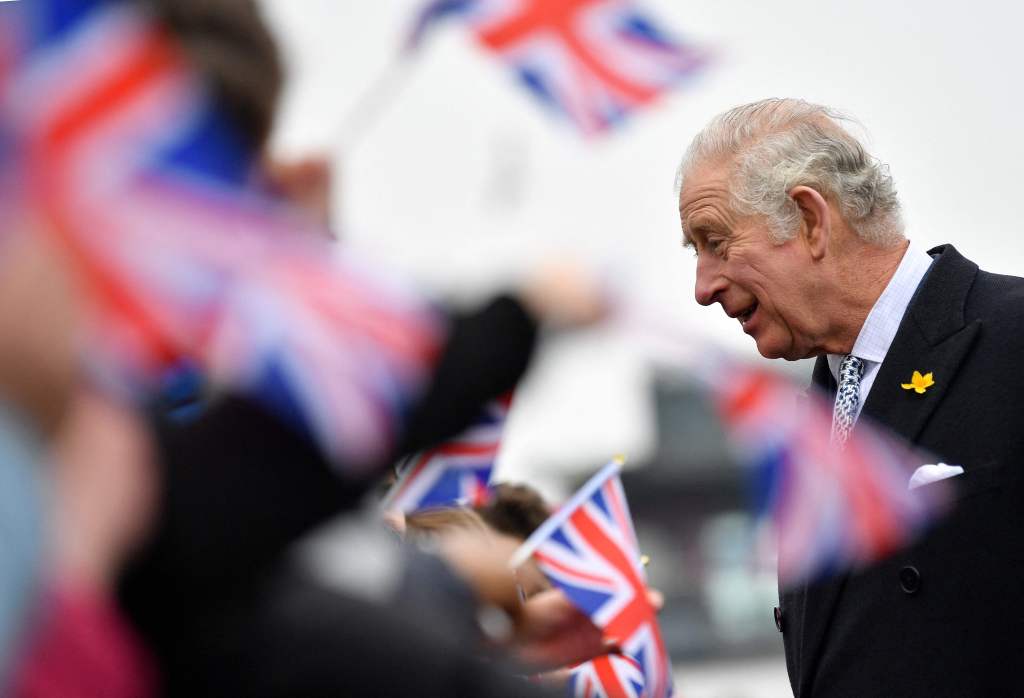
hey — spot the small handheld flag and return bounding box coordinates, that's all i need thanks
[512,458,673,698]
[383,394,512,513]
[711,362,948,588]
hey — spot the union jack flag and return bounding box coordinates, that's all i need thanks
[512,458,673,698]
[569,653,646,698]
[408,0,708,135]
[0,0,443,469]
[711,362,948,587]
[383,393,512,513]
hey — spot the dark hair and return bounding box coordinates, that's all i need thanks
[147,0,284,151]
[475,482,550,540]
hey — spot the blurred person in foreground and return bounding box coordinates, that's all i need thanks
[0,227,78,689]
[11,390,159,698]
[677,98,1024,697]
[0,173,159,698]
[87,1,617,696]
[0,200,159,698]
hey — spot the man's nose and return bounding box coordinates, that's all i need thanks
[694,255,725,306]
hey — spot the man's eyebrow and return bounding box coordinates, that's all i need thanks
[680,220,705,248]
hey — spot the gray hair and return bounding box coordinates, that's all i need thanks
[676,98,904,246]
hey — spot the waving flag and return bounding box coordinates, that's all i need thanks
[383,393,512,513]
[408,0,708,135]
[407,0,477,49]
[711,362,948,588]
[512,458,673,698]
[1,0,443,469]
[569,653,646,698]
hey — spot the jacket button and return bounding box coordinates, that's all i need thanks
[773,606,784,632]
[899,565,921,594]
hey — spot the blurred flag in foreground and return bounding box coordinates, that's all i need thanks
[0,0,443,468]
[383,393,512,513]
[710,362,948,588]
[512,458,673,698]
[569,652,646,698]
[407,0,708,135]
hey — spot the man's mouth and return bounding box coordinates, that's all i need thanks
[736,302,758,327]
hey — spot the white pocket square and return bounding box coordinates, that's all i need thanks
[908,463,964,490]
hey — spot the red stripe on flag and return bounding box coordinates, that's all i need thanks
[569,506,667,692]
[475,0,657,104]
[435,441,499,458]
[720,369,772,422]
[592,655,631,698]
[33,29,187,366]
[534,549,615,588]
[843,437,902,555]
[603,481,635,553]
[40,30,181,151]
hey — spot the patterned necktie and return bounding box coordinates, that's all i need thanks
[831,354,865,448]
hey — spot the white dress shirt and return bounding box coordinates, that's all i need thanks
[826,241,934,421]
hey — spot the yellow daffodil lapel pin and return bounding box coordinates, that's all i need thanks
[901,370,935,394]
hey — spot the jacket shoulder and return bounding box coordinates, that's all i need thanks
[967,269,1024,325]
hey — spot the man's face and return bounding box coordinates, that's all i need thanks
[678,162,823,360]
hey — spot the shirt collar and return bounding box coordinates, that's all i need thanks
[827,240,934,380]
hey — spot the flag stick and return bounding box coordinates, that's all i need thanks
[335,52,417,156]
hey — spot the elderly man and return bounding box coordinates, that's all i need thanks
[677,98,1024,697]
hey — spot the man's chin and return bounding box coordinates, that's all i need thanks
[754,336,797,361]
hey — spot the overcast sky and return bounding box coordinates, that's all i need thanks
[261,0,1024,495]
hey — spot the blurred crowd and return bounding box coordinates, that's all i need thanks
[0,0,647,696]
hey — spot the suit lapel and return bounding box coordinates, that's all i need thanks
[860,246,981,443]
[797,245,980,696]
[811,354,836,396]
[860,318,980,443]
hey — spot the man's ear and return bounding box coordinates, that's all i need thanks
[789,186,830,260]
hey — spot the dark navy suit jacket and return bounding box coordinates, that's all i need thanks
[780,245,1024,697]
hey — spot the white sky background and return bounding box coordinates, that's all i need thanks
[261,0,1024,497]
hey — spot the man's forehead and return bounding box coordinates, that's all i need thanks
[678,175,734,232]
[678,161,737,246]
[679,179,730,209]
[678,161,732,209]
